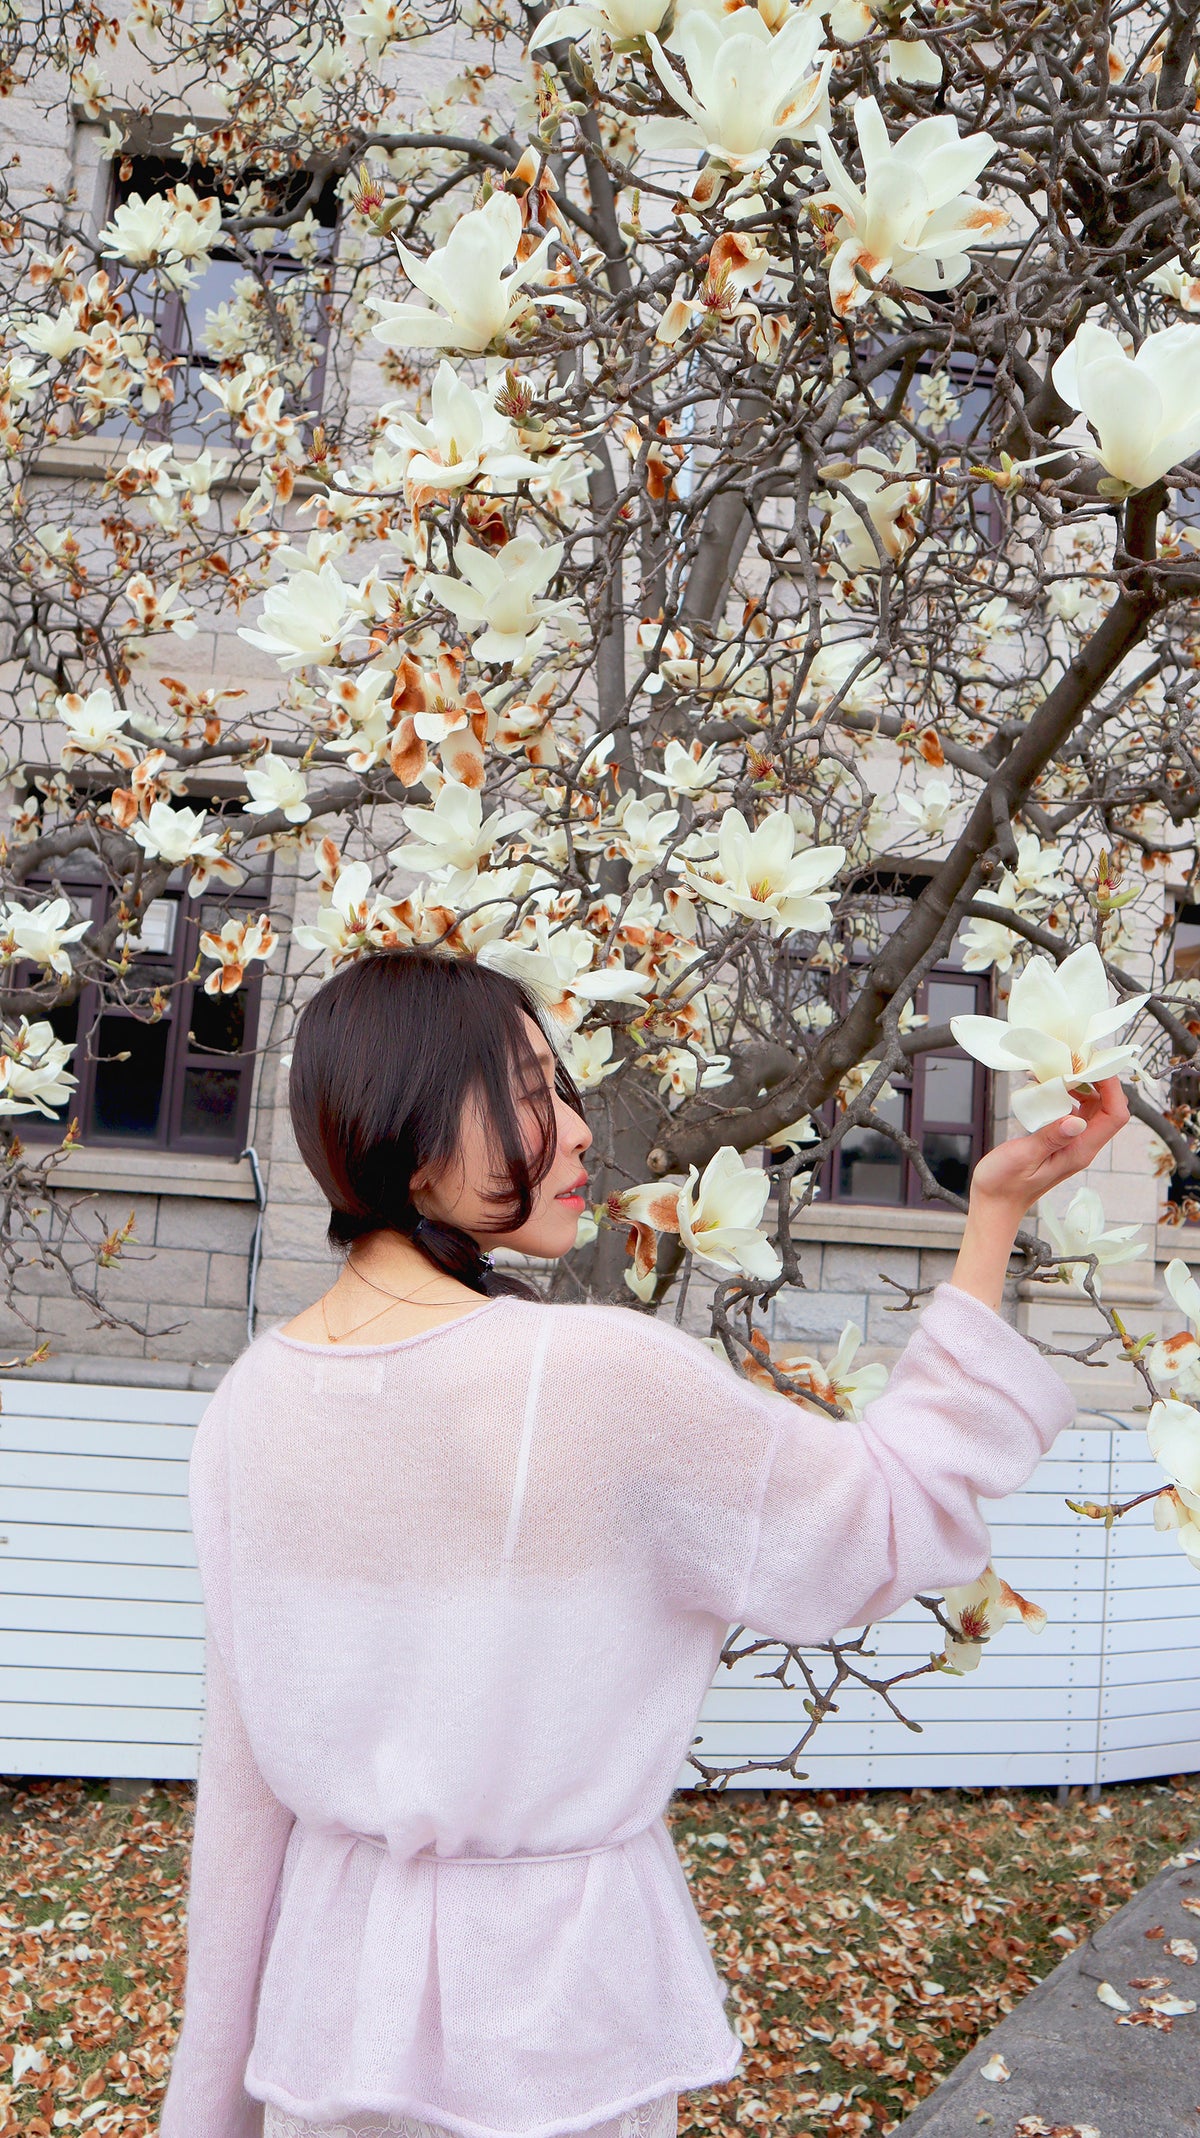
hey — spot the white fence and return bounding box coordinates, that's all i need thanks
[1,1381,1197,1789]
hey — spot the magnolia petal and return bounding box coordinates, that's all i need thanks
[1010,1076,1076,1132]
[948,1012,1022,1070]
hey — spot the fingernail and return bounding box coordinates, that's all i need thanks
[1062,1118,1087,1137]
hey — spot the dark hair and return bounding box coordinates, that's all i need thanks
[287,948,586,1299]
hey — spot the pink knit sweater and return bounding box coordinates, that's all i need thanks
[160,1283,1074,2138]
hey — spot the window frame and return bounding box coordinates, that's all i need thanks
[784,967,991,1211]
[766,872,993,1210]
[1165,898,1200,1225]
[106,151,340,446]
[13,866,271,1159]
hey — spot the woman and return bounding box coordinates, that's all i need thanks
[160,946,1127,2138]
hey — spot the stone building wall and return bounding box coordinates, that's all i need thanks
[0,49,1195,1410]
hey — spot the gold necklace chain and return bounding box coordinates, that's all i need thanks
[318,1252,469,1345]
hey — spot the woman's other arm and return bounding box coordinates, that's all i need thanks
[158,1630,295,2138]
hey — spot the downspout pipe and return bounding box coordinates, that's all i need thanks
[241,1145,266,1346]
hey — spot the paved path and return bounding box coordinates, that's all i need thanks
[896,1842,1200,2136]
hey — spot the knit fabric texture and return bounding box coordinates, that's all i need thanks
[159,1284,1075,2138]
[261,2089,678,2138]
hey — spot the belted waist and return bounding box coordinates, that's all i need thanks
[357,1822,657,1866]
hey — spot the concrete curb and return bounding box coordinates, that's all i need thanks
[895,1841,1200,2136]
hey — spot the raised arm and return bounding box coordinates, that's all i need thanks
[947,1075,1130,1311]
[605,1078,1131,1647]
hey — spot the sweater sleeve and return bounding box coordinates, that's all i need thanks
[159,1379,296,2138]
[737,1283,1076,1644]
[608,1283,1075,1646]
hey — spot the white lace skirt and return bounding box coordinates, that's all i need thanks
[262,2095,678,2138]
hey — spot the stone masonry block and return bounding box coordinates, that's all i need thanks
[916,1248,960,1291]
[205,1251,253,1310]
[154,1199,257,1252]
[57,1191,163,1243]
[253,1258,329,1318]
[96,1247,210,1304]
[262,1201,334,1260]
[768,1289,867,1343]
[821,1243,919,1295]
[146,1307,250,1365]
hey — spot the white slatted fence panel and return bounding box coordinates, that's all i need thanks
[0,1380,209,1779]
[4,1386,1198,1789]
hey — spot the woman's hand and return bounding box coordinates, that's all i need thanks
[949,1077,1131,1314]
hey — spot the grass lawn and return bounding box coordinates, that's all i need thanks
[0,1772,1197,2137]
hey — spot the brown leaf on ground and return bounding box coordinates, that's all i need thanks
[0,1774,1196,2137]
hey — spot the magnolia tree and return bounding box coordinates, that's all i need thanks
[4,0,1200,1777]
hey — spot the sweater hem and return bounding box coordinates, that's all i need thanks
[243,2046,744,2138]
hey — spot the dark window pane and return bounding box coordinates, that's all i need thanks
[922,1131,973,1198]
[179,1067,241,1142]
[838,1129,905,1203]
[188,987,246,1056]
[925,979,978,1025]
[90,1015,169,1140]
[922,1055,976,1125]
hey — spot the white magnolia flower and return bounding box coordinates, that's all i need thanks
[1011,832,1069,901]
[642,9,831,177]
[650,1045,733,1101]
[98,188,220,290]
[55,685,136,768]
[423,534,576,668]
[1050,320,1200,493]
[941,1566,1047,1675]
[342,0,409,59]
[1148,1396,1200,1502]
[817,437,929,571]
[0,1017,77,1117]
[1041,1186,1146,1297]
[378,360,543,497]
[677,1145,781,1281]
[243,751,312,824]
[1149,256,1200,312]
[957,874,1030,975]
[369,192,556,355]
[641,737,722,797]
[887,35,942,84]
[15,307,87,361]
[896,776,955,837]
[1147,1259,1200,1396]
[0,897,89,976]
[476,916,655,1030]
[198,913,278,995]
[607,793,679,884]
[130,802,243,894]
[949,941,1146,1132]
[237,562,352,670]
[682,808,845,938]
[562,1026,622,1089]
[390,783,534,877]
[773,1322,888,1421]
[529,0,669,49]
[803,638,882,709]
[1153,1483,1200,1574]
[294,861,408,967]
[813,96,1004,317]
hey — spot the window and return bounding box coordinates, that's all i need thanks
[103,152,339,447]
[767,873,992,1208]
[1165,901,1200,1225]
[14,862,271,1156]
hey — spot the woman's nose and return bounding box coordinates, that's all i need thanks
[565,1102,592,1153]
